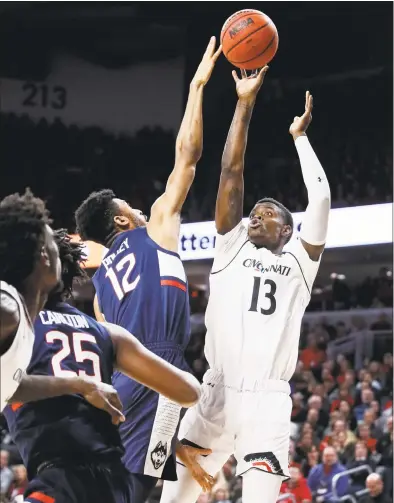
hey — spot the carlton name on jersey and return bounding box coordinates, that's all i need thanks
[39,310,90,329]
[242,258,292,277]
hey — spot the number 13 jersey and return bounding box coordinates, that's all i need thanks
[205,221,321,383]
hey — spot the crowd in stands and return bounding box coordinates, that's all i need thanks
[1,70,392,230]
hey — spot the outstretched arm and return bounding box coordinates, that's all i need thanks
[289,92,331,261]
[7,374,124,424]
[104,322,201,407]
[216,67,269,235]
[148,37,221,251]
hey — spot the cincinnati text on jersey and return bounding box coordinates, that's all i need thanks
[242,259,291,276]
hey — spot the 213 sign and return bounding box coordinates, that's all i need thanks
[22,82,67,110]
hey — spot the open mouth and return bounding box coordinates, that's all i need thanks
[249,218,262,229]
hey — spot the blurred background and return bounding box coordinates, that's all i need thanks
[0,2,392,503]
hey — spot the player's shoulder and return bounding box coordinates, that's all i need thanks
[0,282,21,337]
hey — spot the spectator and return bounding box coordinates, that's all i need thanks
[292,392,307,424]
[356,372,382,393]
[308,395,329,429]
[301,445,320,478]
[354,388,376,422]
[347,441,377,493]
[357,424,378,454]
[300,334,326,370]
[363,409,383,439]
[360,473,392,503]
[0,450,13,499]
[306,408,325,440]
[279,466,312,503]
[307,446,349,502]
[7,465,28,503]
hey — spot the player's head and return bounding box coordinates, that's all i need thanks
[0,189,61,295]
[47,230,87,305]
[248,198,293,251]
[75,189,147,246]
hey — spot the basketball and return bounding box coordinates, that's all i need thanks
[220,9,279,70]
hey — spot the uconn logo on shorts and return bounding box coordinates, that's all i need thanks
[151,441,167,470]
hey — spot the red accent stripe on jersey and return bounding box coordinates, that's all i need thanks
[11,402,23,411]
[27,492,55,503]
[160,279,187,292]
[252,461,272,472]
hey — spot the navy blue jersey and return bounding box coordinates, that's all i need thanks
[3,302,124,478]
[92,228,191,349]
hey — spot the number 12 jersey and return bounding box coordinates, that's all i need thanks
[204,221,321,383]
[92,227,190,349]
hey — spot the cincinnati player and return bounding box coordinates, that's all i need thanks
[0,189,123,421]
[160,74,331,503]
[75,37,221,499]
[3,230,201,503]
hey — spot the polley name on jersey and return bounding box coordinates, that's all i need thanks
[242,259,291,277]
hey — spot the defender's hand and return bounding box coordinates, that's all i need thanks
[289,91,313,140]
[192,37,222,87]
[232,66,269,104]
[81,379,125,425]
[177,444,214,492]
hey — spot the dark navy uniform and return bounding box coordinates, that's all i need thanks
[92,227,191,484]
[3,302,134,503]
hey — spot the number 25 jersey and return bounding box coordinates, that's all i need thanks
[204,221,321,383]
[92,227,190,349]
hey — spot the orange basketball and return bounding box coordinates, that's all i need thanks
[220,9,279,70]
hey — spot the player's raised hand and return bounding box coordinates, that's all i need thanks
[232,66,269,103]
[81,379,125,425]
[289,90,313,140]
[192,36,222,87]
[177,443,214,492]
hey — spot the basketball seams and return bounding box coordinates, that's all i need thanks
[225,23,270,57]
[232,34,277,65]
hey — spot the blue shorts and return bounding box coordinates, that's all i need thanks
[113,345,189,481]
[24,459,134,503]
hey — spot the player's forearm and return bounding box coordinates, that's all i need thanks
[9,374,90,404]
[222,98,255,171]
[175,82,204,165]
[215,99,254,234]
[294,135,331,246]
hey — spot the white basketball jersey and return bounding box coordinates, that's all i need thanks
[0,281,34,411]
[205,222,321,383]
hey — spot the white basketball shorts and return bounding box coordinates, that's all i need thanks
[178,369,291,479]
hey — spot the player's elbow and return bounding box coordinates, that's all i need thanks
[176,373,201,408]
[175,138,202,165]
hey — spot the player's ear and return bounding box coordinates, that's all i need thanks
[114,215,130,230]
[281,225,292,241]
[40,245,51,267]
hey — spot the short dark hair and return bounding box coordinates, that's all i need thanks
[75,189,117,245]
[51,229,87,302]
[0,188,51,291]
[255,197,294,243]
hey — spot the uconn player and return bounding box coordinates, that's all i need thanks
[161,79,331,502]
[75,37,221,498]
[3,231,201,503]
[0,190,122,419]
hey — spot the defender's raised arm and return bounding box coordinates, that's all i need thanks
[148,37,221,251]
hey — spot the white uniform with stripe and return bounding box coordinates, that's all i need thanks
[0,281,34,412]
[178,221,320,479]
